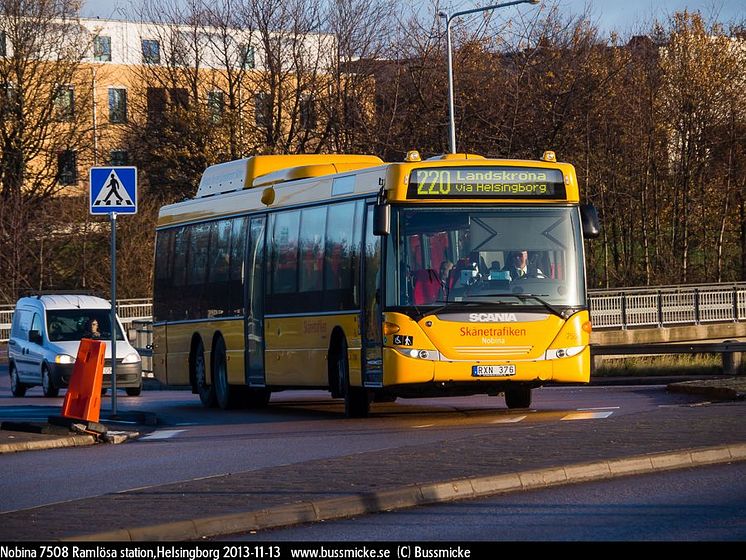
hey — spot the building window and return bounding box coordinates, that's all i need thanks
[255,92,271,128]
[0,31,6,57]
[57,151,77,185]
[300,94,316,130]
[147,87,166,124]
[109,150,129,166]
[207,90,224,123]
[108,88,127,123]
[54,85,74,121]
[170,88,188,110]
[93,35,111,62]
[141,39,161,64]
[239,44,255,69]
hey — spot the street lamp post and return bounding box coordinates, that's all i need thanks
[439,0,540,154]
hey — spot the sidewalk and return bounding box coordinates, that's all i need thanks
[0,378,745,541]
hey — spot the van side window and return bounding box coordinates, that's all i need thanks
[10,310,22,337]
[12,309,31,338]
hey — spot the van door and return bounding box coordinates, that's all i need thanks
[8,308,30,380]
[26,311,45,383]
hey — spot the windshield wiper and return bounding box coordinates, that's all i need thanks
[458,293,565,318]
[414,299,482,321]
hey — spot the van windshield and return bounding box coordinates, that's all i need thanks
[46,310,124,342]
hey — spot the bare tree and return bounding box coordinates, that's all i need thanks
[0,0,93,301]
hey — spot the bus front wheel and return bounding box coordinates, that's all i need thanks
[505,387,532,409]
[336,338,369,418]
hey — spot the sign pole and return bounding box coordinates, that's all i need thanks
[110,211,117,416]
[90,165,137,419]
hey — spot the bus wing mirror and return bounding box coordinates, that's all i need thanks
[373,203,390,236]
[580,204,601,239]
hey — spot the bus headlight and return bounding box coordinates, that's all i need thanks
[55,354,75,364]
[394,347,441,361]
[545,346,585,360]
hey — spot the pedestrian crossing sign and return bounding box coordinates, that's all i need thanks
[89,167,137,215]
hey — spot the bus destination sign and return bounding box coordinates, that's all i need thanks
[407,167,566,199]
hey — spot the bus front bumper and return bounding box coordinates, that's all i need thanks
[381,346,590,389]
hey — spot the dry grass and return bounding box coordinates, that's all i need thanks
[594,354,723,377]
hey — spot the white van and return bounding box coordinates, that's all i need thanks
[7,294,142,397]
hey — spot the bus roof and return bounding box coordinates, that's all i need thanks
[158,152,580,229]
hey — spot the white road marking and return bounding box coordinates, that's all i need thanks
[139,429,185,441]
[491,415,527,424]
[561,411,614,421]
[577,406,620,411]
[413,424,435,428]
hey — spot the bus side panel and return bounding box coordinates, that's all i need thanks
[164,319,246,387]
[216,319,246,385]
[165,322,194,386]
[264,314,361,387]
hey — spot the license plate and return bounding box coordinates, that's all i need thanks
[472,364,516,377]
[103,366,112,375]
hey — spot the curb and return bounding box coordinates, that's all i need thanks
[667,379,746,400]
[0,434,96,454]
[66,442,746,542]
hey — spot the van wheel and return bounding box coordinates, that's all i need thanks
[126,385,142,397]
[213,337,237,410]
[505,387,532,409]
[9,364,26,397]
[336,338,369,418]
[193,339,216,408]
[41,365,59,397]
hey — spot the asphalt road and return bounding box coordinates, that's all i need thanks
[228,462,746,541]
[0,361,709,515]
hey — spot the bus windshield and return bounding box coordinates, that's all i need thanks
[385,206,586,310]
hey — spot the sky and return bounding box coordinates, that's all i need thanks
[81,0,744,36]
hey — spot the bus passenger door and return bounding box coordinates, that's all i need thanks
[246,215,266,386]
[362,204,383,386]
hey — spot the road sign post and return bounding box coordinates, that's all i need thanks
[90,167,137,416]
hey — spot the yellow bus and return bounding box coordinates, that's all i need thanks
[152,150,600,417]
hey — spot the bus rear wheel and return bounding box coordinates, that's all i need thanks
[193,339,216,408]
[505,387,532,409]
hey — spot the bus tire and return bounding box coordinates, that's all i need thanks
[336,338,370,418]
[9,363,27,397]
[193,339,216,408]
[213,337,237,410]
[505,387,532,409]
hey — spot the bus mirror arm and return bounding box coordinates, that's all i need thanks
[373,187,390,236]
[580,203,601,239]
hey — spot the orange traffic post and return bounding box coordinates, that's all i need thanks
[60,339,106,423]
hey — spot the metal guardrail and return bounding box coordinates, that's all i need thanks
[0,298,154,344]
[587,283,746,329]
[4,284,746,343]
